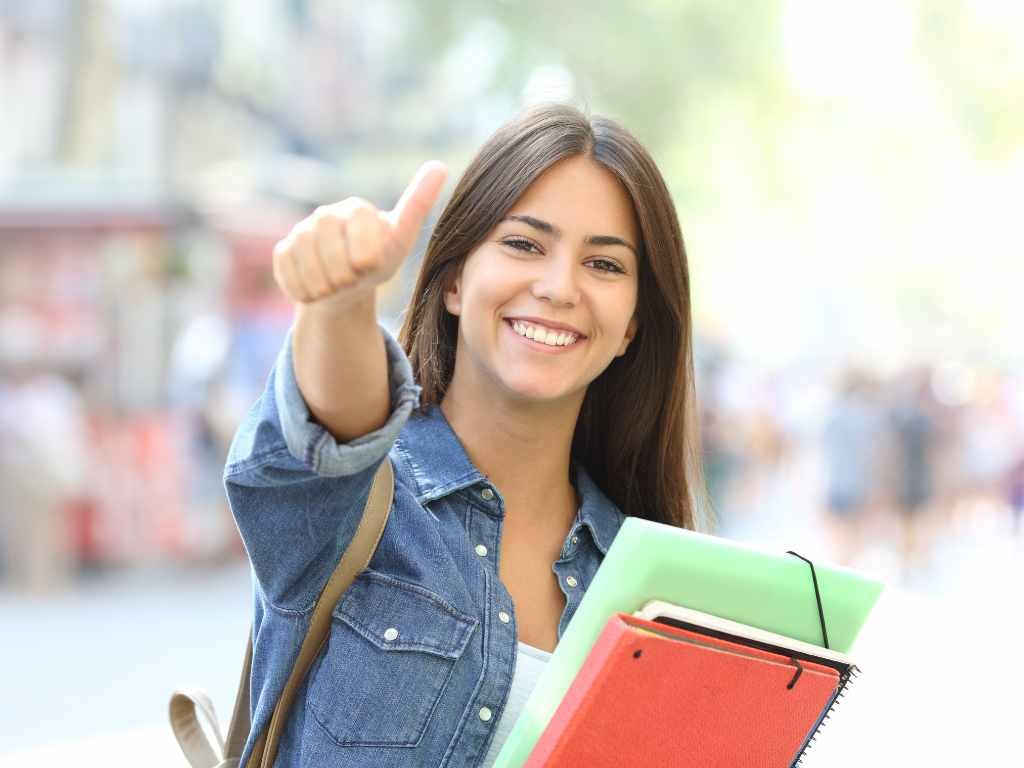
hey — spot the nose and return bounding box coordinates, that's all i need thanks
[530,249,580,307]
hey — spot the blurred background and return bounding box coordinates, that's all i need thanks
[1,0,1021,765]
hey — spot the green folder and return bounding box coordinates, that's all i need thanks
[493,517,885,767]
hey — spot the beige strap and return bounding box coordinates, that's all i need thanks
[170,458,394,768]
[224,633,253,759]
[169,687,227,767]
[252,458,395,767]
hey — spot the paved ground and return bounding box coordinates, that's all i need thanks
[0,561,253,767]
[2,461,1021,766]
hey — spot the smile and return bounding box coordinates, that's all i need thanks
[506,319,582,348]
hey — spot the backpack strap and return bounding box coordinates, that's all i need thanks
[223,633,253,759]
[170,458,395,768]
[169,687,229,767]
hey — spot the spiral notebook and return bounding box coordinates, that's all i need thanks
[524,610,858,767]
[637,600,859,765]
[493,519,883,767]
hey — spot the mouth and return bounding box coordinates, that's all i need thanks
[504,318,586,350]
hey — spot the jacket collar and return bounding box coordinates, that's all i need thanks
[396,405,624,554]
[571,460,625,555]
[395,405,486,504]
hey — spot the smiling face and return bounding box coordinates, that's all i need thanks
[443,154,640,407]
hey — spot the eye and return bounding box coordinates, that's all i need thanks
[501,236,540,253]
[587,258,626,274]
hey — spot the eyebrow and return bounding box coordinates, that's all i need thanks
[502,214,638,255]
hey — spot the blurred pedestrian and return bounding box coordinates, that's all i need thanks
[822,369,882,566]
[887,369,937,576]
[0,361,88,592]
[1008,454,1024,537]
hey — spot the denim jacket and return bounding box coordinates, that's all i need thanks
[224,326,626,768]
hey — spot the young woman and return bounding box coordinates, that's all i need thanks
[225,103,709,767]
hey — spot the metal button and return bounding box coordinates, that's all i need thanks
[571,536,578,545]
[480,488,495,501]
[383,627,399,641]
[565,576,578,588]
[475,544,488,557]
[478,706,493,722]
[498,611,511,624]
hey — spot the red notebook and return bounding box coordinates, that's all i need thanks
[525,613,845,768]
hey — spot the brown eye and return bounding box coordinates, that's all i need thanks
[502,237,539,253]
[587,258,626,274]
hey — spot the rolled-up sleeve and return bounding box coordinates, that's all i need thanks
[274,323,420,476]
[223,324,419,612]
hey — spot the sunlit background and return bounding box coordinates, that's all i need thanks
[2,1,1022,765]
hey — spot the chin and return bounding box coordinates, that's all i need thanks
[497,374,579,405]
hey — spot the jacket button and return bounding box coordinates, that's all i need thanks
[480,488,495,501]
[498,611,511,624]
[479,706,493,722]
[475,544,488,557]
[565,576,578,588]
[383,627,399,641]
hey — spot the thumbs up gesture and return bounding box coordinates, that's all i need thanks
[272,161,448,308]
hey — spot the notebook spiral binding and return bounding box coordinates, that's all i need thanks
[790,664,861,767]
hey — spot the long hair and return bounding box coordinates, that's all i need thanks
[399,103,712,532]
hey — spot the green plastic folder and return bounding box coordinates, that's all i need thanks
[493,517,885,767]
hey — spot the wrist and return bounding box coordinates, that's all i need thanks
[295,288,377,326]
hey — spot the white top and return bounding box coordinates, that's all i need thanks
[481,641,553,767]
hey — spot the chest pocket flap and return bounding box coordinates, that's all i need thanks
[334,570,477,659]
[310,570,479,749]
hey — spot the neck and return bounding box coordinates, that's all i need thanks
[440,383,582,528]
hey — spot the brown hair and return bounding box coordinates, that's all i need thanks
[399,103,712,532]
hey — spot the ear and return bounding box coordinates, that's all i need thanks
[615,315,638,357]
[442,269,463,316]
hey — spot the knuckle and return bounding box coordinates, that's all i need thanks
[343,196,372,210]
[349,204,379,232]
[272,238,292,261]
[293,228,315,249]
[350,246,380,274]
[350,197,376,216]
[314,213,341,237]
[336,197,376,223]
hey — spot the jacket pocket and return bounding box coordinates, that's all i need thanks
[308,570,478,747]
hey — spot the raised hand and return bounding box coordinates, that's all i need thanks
[272,161,448,309]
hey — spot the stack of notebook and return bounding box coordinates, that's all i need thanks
[524,602,859,767]
[492,518,884,768]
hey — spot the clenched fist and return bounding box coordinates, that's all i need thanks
[272,161,448,309]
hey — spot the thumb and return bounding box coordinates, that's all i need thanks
[386,161,448,253]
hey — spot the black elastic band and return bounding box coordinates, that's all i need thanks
[786,657,803,689]
[785,551,830,650]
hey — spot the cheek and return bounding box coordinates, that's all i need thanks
[462,260,525,321]
[600,287,638,338]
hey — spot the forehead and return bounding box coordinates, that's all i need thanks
[506,155,639,245]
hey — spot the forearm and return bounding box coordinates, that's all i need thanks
[292,292,390,444]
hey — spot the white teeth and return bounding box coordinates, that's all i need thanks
[510,320,578,347]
